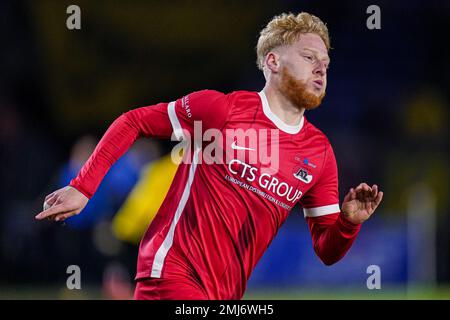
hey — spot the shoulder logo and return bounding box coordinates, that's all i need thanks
[293,168,313,184]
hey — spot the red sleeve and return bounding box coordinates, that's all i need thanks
[306,213,361,265]
[69,90,230,198]
[301,143,361,265]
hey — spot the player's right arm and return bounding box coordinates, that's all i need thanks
[300,143,382,265]
[35,90,230,222]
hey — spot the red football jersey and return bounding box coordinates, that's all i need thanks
[70,89,360,299]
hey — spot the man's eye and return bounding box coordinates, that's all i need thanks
[304,55,313,61]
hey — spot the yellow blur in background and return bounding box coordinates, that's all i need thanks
[112,154,179,245]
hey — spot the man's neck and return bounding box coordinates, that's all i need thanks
[262,84,305,126]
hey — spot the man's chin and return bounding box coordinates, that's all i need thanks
[307,88,324,98]
[303,91,325,110]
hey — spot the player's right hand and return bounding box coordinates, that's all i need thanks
[35,186,89,222]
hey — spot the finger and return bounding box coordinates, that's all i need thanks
[355,186,370,201]
[374,191,383,207]
[355,188,364,201]
[54,210,78,222]
[43,195,58,210]
[355,183,371,195]
[47,193,58,204]
[48,211,67,221]
[358,182,370,190]
[35,204,70,220]
[371,185,378,199]
[370,191,383,210]
[365,186,372,200]
[364,183,373,199]
[350,188,356,200]
[359,190,373,203]
[45,192,55,202]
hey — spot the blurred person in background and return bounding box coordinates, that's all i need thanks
[52,134,162,295]
[58,135,161,229]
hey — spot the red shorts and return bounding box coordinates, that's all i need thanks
[134,277,208,300]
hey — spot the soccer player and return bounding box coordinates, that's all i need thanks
[36,12,383,299]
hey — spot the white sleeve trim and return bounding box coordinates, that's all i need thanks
[303,204,340,218]
[167,101,185,141]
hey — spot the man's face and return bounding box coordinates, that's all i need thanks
[273,33,330,110]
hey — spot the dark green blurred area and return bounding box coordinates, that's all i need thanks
[2,285,450,300]
[29,0,273,136]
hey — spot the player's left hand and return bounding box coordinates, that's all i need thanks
[341,183,383,225]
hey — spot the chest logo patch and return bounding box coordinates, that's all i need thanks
[293,168,313,184]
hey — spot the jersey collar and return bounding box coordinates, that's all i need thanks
[258,90,304,135]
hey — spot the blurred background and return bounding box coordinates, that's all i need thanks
[0,0,449,299]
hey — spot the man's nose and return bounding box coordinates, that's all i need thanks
[313,62,326,77]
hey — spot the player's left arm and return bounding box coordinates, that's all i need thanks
[301,143,383,266]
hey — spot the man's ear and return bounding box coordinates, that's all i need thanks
[265,52,280,74]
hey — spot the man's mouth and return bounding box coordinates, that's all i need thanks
[312,79,323,89]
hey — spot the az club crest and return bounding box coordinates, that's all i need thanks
[293,168,313,184]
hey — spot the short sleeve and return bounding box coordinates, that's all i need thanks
[168,90,230,141]
[300,143,340,218]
